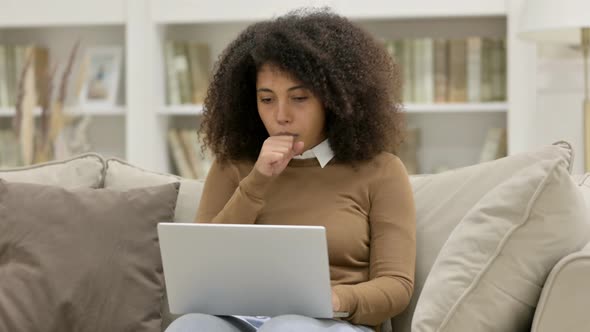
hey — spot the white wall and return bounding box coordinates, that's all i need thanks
[507,0,537,156]
[534,44,586,174]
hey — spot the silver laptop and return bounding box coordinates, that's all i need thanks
[158,223,349,318]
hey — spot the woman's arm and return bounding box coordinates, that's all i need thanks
[332,156,416,326]
[195,136,303,223]
[195,158,273,223]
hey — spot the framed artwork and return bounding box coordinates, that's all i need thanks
[79,46,122,107]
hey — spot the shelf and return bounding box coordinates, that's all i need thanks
[70,106,126,116]
[0,106,126,117]
[0,0,126,27]
[156,103,507,116]
[334,0,505,21]
[158,105,204,116]
[151,0,506,24]
[404,102,508,113]
[151,0,321,24]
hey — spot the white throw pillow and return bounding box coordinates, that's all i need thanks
[412,157,590,331]
[0,153,104,188]
[392,142,574,332]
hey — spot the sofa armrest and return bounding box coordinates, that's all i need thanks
[531,242,590,332]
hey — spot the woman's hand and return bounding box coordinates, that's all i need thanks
[332,291,341,311]
[254,135,305,177]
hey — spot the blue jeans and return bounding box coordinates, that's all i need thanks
[165,313,375,332]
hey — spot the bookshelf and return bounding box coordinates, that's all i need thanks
[0,0,125,27]
[0,0,538,175]
[0,106,126,117]
[404,103,507,113]
[158,105,204,116]
[0,22,127,161]
[156,103,509,116]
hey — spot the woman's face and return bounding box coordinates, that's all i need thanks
[256,63,326,151]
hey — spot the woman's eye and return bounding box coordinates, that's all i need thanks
[260,98,272,104]
[293,96,308,102]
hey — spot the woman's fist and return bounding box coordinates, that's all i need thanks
[254,135,305,177]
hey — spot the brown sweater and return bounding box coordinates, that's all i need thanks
[195,152,416,329]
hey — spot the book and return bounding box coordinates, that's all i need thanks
[189,129,213,179]
[413,39,434,103]
[422,39,434,103]
[433,39,448,103]
[164,41,181,105]
[179,128,202,179]
[479,127,507,163]
[174,42,192,105]
[397,127,420,174]
[466,37,482,103]
[0,44,50,108]
[167,128,195,178]
[448,39,467,102]
[413,39,424,103]
[32,46,50,108]
[480,38,494,102]
[491,38,506,101]
[385,36,506,105]
[164,41,212,106]
[402,39,415,103]
[0,46,8,107]
[187,43,210,105]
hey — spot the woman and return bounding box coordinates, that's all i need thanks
[166,8,416,332]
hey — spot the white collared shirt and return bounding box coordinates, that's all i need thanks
[292,139,334,168]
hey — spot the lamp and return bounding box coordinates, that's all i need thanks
[519,0,590,171]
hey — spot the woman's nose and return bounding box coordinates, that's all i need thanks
[276,103,292,124]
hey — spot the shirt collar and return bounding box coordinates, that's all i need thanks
[292,139,334,168]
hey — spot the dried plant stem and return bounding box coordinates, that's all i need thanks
[19,48,38,165]
[40,64,58,140]
[36,41,80,163]
[13,41,81,165]
[48,40,80,143]
[12,50,34,138]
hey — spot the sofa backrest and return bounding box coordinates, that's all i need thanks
[99,142,577,332]
[1,143,580,332]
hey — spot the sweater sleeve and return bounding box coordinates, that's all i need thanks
[195,159,274,224]
[332,156,416,326]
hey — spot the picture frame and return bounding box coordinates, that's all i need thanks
[79,46,122,108]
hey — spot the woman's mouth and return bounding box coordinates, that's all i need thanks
[275,132,299,137]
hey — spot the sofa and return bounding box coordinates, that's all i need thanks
[0,141,589,332]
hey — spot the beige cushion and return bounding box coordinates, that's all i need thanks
[412,157,590,331]
[392,141,574,332]
[573,173,590,208]
[0,153,104,188]
[104,158,203,223]
[0,179,179,332]
[103,158,203,330]
[531,242,590,332]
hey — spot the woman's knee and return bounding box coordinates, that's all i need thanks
[258,315,324,332]
[258,315,372,332]
[165,313,242,332]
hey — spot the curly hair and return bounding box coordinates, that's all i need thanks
[199,7,405,165]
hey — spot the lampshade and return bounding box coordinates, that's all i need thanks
[519,0,590,43]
